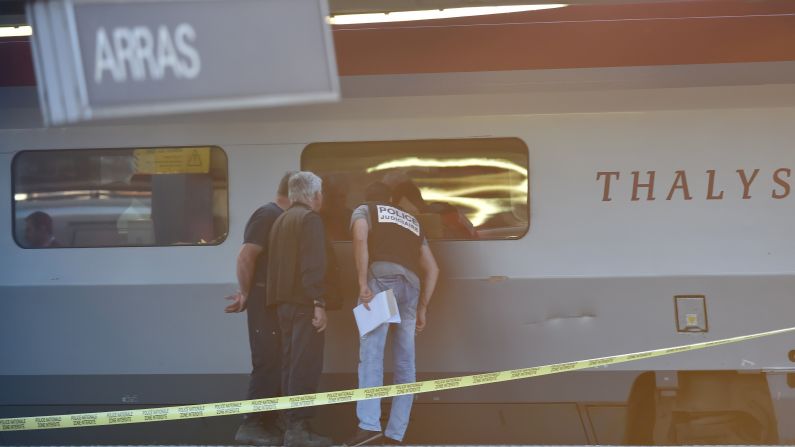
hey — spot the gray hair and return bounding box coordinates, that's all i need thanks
[288,171,323,205]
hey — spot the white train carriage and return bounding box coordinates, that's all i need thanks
[3,60,795,444]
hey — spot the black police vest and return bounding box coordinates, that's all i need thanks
[367,202,423,276]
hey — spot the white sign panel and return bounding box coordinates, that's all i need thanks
[376,205,421,236]
[27,0,339,125]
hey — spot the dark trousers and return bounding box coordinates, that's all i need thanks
[277,302,325,422]
[245,284,282,424]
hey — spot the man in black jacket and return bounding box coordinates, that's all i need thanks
[225,172,293,446]
[266,171,332,447]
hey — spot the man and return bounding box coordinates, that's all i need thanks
[345,181,440,446]
[225,172,293,446]
[266,171,332,447]
[388,175,478,240]
[24,211,60,248]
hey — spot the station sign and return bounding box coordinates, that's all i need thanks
[26,0,339,126]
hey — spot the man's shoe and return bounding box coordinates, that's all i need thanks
[234,418,283,446]
[284,419,333,447]
[382,436,403,445]
[343,428,383,446]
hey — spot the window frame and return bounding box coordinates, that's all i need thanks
[11,145,230,249]
[301,137,531,242]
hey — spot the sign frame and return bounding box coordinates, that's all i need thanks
[27,0,340,125]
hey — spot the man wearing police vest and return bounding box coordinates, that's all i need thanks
[345,181,440,446]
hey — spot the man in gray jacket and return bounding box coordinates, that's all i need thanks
[266,171,332,447]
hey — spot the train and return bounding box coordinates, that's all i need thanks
[3,61,795,445]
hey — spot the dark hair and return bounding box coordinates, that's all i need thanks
[392,180,425,209]
[364,181,392,202]
[26,211,53,232]
[277,171,295,197]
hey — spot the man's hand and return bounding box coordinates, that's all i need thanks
[224,292,247,313]
[359,284,374,310]
[312,307,328,332]
[416,304,428,333]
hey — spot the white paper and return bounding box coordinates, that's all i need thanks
[353,289,401,337]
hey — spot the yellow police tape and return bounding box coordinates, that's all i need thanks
[3,325,794,432]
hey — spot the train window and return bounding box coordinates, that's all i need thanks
[12,146,229,248]
[302,138,529,241]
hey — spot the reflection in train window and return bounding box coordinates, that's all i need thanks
[302,138,529,241]
[12,146,229,248]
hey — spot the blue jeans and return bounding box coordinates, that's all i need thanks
[357,274,419,441]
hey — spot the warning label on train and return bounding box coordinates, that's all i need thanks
[134,147,210,174]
